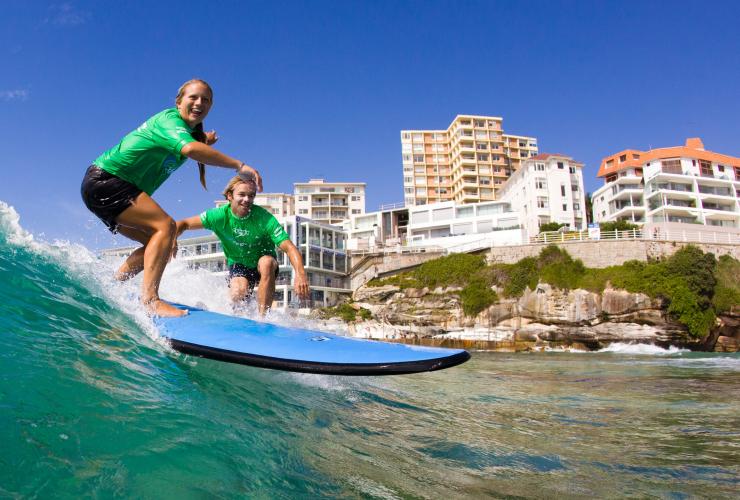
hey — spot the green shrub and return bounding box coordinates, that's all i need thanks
[460,278,498,317]
[537,245,586,290]
[713,255,740,313]
[667,283,716,338]
[358,308,373,320]
[502,257,538,297]
[600,220,639,232]
[414,253,487,288]
[539,222,567,233]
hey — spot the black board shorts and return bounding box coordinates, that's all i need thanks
[80,165,142,233]
[228,262,279,288]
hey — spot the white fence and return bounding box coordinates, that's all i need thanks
[530,229,740,245]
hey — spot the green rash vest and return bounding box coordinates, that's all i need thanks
[93,108,196,195]
[200,204,290,267]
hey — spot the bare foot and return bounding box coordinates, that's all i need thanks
[145,299,188,317]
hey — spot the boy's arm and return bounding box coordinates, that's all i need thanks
[278,239,310,300]
[172,215,205,259]
[176,215,204,237]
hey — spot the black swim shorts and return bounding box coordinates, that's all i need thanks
[228,261,280,289]
[80,165,142,233]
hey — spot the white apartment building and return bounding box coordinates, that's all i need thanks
[344,203,408,251]
[592,138,740,229]
[497,153,588,238]
[401,115,538,206]
[294,179,366,225]
[346,200,526,251]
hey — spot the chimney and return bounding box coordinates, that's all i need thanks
[685,138,704,150]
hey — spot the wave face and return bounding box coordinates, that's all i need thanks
[2,200,739,499]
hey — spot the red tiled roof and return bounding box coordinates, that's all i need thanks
[597,138,740,178]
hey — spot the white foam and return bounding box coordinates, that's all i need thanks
[0,201,161,343]
[598,342,689,355]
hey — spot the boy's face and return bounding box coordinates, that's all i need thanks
[228,181,257,217]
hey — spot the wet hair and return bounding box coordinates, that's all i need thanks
[223,176,257,200]
[175,79,213,190]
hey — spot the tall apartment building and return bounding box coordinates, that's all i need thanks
[498,153,587,238]
[401,115,538,206]
[294,179,366,225]
[592,138,740,228]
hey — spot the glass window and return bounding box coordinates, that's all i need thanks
[456,206,474,218]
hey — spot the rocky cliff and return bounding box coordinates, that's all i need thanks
[341,283,739,352]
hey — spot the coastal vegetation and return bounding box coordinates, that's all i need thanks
[364,245,739,337]
[318,302,373,322]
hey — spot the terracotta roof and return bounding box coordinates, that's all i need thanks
[597,138,740,178]
[531,153,572,161]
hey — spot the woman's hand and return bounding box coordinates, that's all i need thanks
[204,130,218,146]
[237,163,263,192]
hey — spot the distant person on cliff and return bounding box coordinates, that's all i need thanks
[175,176,310,315]
[80,79,262,317]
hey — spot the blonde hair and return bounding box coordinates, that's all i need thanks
[175,79,213,105]
[175,79,214,190]
[223,176,257,199]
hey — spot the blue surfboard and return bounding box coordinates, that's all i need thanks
[155,303,470,375]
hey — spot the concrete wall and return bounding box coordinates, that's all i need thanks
[487,240,740,268]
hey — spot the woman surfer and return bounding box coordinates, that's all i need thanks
[81,79,261,317]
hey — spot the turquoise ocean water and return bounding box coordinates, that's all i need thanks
[1,201,739,498]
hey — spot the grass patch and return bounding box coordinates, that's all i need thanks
[319,303,373,322]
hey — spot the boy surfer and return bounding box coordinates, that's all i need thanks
[176,177,310,315]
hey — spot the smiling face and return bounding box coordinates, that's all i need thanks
[227,180,257,218]
[176,81,212,127]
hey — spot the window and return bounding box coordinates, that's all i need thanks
[718,165,725,172]
[352,209,361,214]
[537,197,548,208]
[299,209,308,214]
[535,178,546,189]
[298,196,308,201]
[403,177,412,184]
[402,154,411,162]
[414,155,424,163]
[561,185,566,196]
[619,154,627,162]
[535,163,545,171]
[569,166,576,174]
[457,206,474,218]
[562,204,567,211]
[633,153,640,159]
[478,153,489,161]
[402,132,411,140]
[699,160,712,177]
[351,195,360,201]
[557,162,564,169]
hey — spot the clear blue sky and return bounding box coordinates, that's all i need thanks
[2,0,739,249]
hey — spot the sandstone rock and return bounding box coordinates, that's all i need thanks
[715,336,739,352]
[602,287,654,315]
[404,287,429,298]
[353,285,399,302]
